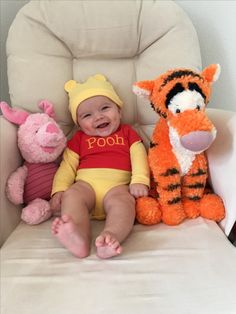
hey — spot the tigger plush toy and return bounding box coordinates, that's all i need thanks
[133,64,225,225]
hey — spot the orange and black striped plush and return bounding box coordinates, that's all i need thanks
[133,64,225,225]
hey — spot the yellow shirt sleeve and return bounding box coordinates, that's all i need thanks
[51,147,80,195]
[130,141,150,187]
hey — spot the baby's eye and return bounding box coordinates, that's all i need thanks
[82,113,91,119]
[101,105,110,111]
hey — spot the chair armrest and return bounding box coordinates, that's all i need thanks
[0,116,22,246]
[206,108,236,236]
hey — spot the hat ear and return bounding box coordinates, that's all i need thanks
[132,80,154,99]
[64,80,77,92]
[201,64,221,83]
[93,74,107,82]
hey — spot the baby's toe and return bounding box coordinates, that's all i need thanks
[95,235,105,247]
[51,217,64,234]
[110,239,120,249]
[105,234,113,245]
[51,218,59,228]
[61,214,71,223]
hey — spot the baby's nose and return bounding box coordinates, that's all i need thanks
[94,112,103,120]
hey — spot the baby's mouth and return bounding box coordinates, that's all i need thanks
[96,122,110,129]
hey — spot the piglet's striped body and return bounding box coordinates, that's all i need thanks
[23,162,59,203]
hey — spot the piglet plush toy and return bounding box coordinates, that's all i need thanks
[0,100,67,224]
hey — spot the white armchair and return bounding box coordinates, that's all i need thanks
[1,1,235,314]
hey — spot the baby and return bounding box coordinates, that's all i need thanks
[50,74,150,259]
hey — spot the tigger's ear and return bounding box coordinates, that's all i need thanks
[201,64,221,83]
[132,80,154,99]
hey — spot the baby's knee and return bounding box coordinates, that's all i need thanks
[63,183,95,208]
[62,187,77,201]
[105,189,135,209]
[124,192,135,208]
[121,190,135,202]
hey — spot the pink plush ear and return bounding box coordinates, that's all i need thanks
[38,100,56,119]
[0,101,29,125]
[201,64,221,83]
[132,80,154,99]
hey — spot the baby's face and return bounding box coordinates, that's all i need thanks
[77,96,121,137]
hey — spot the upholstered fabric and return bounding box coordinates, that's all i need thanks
[2,217,236,314]
[6,0,201,137]
[207,109,236,236]
[1,1,236,314]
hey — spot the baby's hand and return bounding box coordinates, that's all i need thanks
[129,183,149,199]
[50,191,64,213]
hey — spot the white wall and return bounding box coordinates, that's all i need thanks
[176,1,236,111]
[0,0,236,111]
[0,0,29,105]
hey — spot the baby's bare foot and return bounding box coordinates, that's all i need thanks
[51,215,90,258]
[95,231,122,259]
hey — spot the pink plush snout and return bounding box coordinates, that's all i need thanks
[180,130,215,152]
[46,123,60,134]
[37,121,65,148]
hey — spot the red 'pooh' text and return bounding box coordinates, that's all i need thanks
[86,134,125,149]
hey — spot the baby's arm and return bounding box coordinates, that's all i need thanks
[129,141,150,198]
[51,147,80,196]
[50,148,79,212]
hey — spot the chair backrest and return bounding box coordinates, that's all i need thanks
[6,0,201,144]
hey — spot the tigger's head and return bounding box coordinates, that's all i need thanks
[133,64,220,153]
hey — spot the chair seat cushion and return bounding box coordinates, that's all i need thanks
[1,218,236,314]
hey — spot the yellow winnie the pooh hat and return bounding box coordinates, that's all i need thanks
[64,74,123,124]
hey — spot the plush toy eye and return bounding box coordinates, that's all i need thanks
[175,109,181,114]
[196,105,201,111]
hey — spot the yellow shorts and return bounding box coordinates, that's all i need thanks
[75,168,131,220]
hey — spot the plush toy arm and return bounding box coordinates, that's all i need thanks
[6,165,28,205]
[206,108,236,237]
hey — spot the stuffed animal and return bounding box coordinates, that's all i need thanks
[0,100,67,224]
[133,64,225,225]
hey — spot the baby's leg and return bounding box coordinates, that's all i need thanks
[51,181,95,258]
[95,185,135,259]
